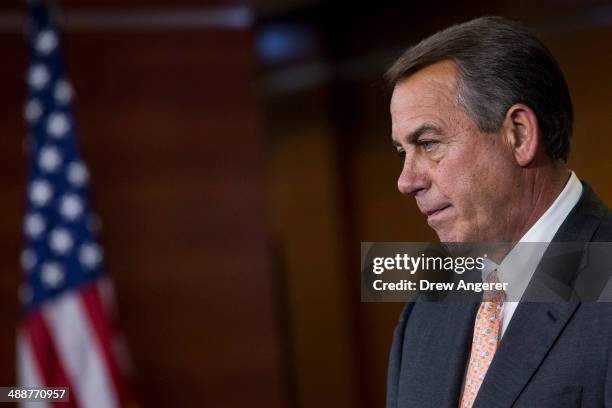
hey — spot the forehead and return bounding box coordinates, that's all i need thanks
[390,60,459,123]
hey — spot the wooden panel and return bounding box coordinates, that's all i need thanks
[544,25,612,204]
[0,7,285,408]
[267,91,356,408]
[0,29,27,383]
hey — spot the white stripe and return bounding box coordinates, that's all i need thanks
[43,292,119,408]
[17,330,51,408]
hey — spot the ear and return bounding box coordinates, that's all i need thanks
[502,104,540,167]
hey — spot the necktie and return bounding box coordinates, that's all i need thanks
[460,270,505,408]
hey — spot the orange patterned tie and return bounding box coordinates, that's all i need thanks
[460,270,505,408]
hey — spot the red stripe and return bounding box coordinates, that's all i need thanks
[23,311,79,408]
[79,282,131,406]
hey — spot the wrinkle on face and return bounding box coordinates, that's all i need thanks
[391,60,523,242]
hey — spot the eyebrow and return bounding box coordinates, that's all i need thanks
[392,123,443,147]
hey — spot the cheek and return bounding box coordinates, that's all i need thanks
[430,129,513,207]
[432,156,482,208]
[462,156,515,219]
[433,150,506,221]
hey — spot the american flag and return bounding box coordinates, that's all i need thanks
[17,1,134,407]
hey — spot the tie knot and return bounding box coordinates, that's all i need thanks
[482,269,505,303]
[484,269,500,284]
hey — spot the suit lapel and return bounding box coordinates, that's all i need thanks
[472,182,607,408]
[521,244,585,302]
[551,182,607,243]
[473,301,580,408]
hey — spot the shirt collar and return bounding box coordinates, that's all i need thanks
[486,171,583,300]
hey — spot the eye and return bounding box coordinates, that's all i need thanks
[419,140,439,152]
[396,148,406,157]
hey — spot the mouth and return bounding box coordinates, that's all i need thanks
[422,205,452,220]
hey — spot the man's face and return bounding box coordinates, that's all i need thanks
[390,60,520,242]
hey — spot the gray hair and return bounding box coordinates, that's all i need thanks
[385,16,573,162]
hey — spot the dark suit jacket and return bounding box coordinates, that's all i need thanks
[387,184,612,408]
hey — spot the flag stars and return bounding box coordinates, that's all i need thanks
[54,79,73,104]
[35,29,58,55]
[67,161,89,187]
[49,227,73,255]
[38,145,63,173]
[59,194,83,221]
[24,99,43,124]
[24,212,46,238]
[47,112,70,138]
[41,262,64,289]
[28,64,50,90]
[29,179,54,207]
[79,243,102,269]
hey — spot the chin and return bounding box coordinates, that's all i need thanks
[434,229,458,243]
[434,226,471,243]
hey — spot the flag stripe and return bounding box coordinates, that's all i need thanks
[80,282,129,405]
[43,292,119,408]
[22,311,78,408]
[17,329,45,387]
[17,329,51,408]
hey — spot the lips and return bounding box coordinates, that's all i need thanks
[421,205,451,218]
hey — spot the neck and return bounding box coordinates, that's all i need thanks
[510,163,570,244]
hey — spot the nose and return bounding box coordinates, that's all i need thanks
[397,155,428,196]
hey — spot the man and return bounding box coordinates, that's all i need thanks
[385,16,612,407]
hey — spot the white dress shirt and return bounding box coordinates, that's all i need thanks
[483,171,583,338]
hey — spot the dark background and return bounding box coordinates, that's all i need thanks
[1,0,611,407]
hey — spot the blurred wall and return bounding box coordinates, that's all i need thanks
[0,4,27,383]
[0,1,285,407]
